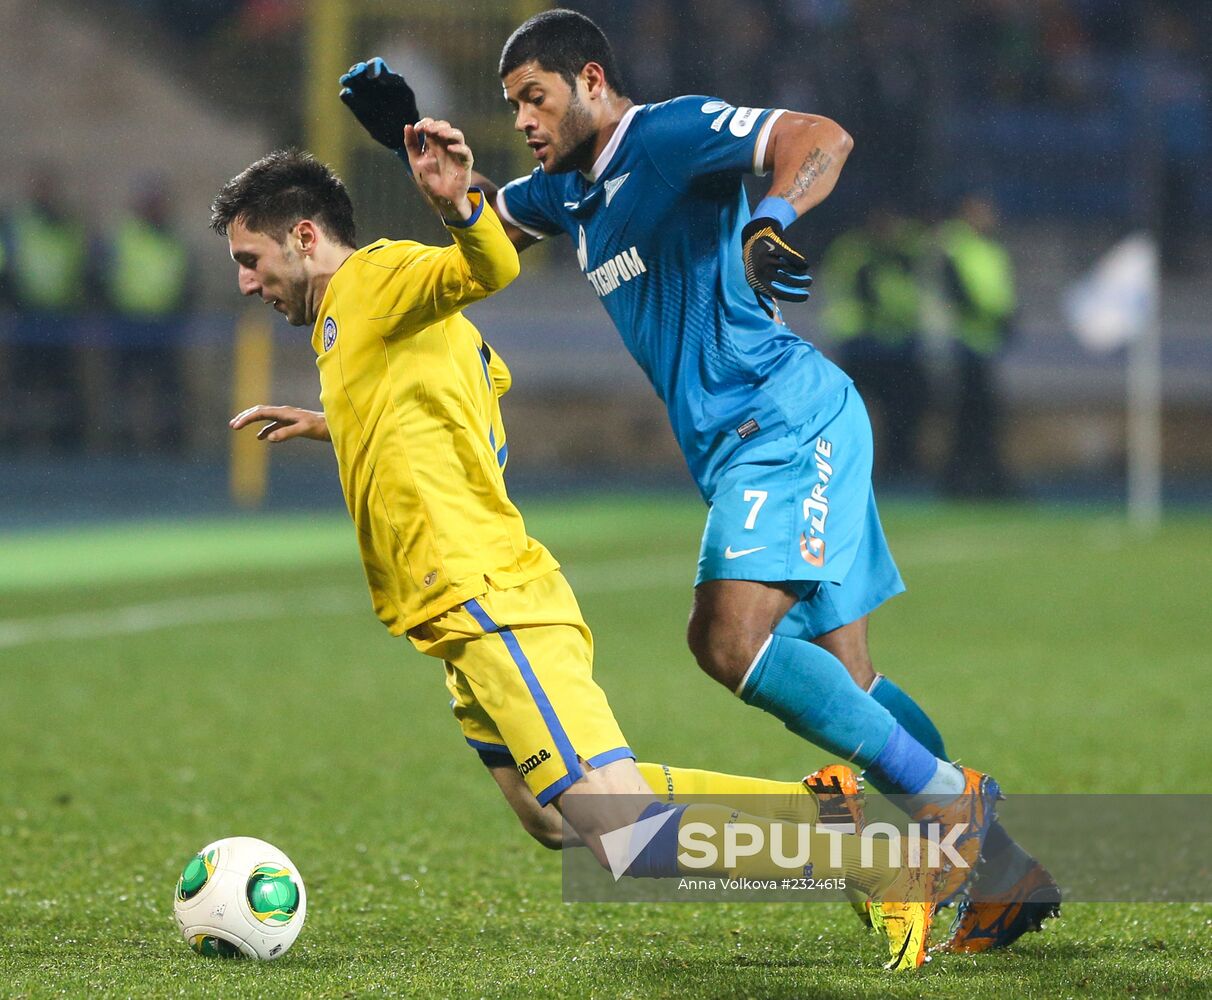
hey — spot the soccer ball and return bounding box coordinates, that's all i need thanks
[173,836,307,960]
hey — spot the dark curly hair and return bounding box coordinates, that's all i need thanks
[210,148,356,248]
[499,8,626,95]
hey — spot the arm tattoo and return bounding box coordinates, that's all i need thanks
[774,148,834,204]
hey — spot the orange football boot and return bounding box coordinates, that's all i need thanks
[803,764,872,927]
[912,766,1002,906]
[937,859,1061,953]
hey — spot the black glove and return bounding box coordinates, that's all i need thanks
[338,57,420,152]
[741,216,813,318]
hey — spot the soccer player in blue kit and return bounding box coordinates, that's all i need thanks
[339,9,1059,952]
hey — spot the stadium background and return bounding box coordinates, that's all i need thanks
[0,0,1209,519]
[1,2,1210,997]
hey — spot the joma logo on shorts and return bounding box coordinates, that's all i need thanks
[517,749,552,776]
[800,437,833,567]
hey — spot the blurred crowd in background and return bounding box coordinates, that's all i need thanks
[0,150,1029,499]
[586,0,1210,248]
[0,0,1208,501]
[818,195,1020,498]
[0,167,194,455]
[105,0,1211,232]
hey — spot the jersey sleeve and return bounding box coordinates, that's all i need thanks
[359,191,521,331]
[637,95,785,192]
[494,168,565,240]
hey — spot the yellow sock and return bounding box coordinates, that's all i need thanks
[676,803,900,896]
[636,761,819,824]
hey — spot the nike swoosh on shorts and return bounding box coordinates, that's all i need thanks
[724,545,767,559]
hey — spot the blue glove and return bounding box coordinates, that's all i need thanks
[339,57,420,166]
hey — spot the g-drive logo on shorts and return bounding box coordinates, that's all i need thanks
[800,438,833,567]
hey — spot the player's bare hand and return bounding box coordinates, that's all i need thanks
[405,117,475,221]
[229,405,330,443]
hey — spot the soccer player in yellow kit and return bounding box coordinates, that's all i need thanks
[212,121,938,970]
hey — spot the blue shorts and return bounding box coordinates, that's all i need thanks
[696,386,905,638]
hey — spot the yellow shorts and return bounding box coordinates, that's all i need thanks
[407,570,633,805]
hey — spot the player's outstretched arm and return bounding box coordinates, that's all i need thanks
[464,172,538,252]
[404,118,475,223]
[229,405,330,443]
[338,58,536,251]
[339,58,419,161]
[742,114,854,317]
[762,114,854,218]
[400,116,521,304]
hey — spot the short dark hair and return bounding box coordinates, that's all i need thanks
[210,149,356,248]
[499,8,626,96]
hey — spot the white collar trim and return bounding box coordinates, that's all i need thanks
[583,104,644,183]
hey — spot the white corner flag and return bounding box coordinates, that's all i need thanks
[1064,233,1159,352]
[1063,232,1163,531]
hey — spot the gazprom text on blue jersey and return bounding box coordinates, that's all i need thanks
[585,244,647,297]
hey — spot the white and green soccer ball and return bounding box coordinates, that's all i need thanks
[173,836,306,960]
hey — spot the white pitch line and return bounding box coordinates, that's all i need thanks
[0,557,692,652]
[0,590,365,651]
[0,538,1019,652]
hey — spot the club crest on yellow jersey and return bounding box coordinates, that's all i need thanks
[322,317,337,351]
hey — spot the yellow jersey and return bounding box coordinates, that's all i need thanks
[312,195,557,634]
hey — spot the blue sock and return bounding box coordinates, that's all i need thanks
[865,721,943,795]
[622,803,685,878]
[738,634,938,798]
[871,675,1018,843]
[869,675,949,760]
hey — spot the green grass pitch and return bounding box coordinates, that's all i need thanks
[1,496,1209,998]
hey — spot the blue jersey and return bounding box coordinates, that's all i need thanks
[496,96,851,494]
